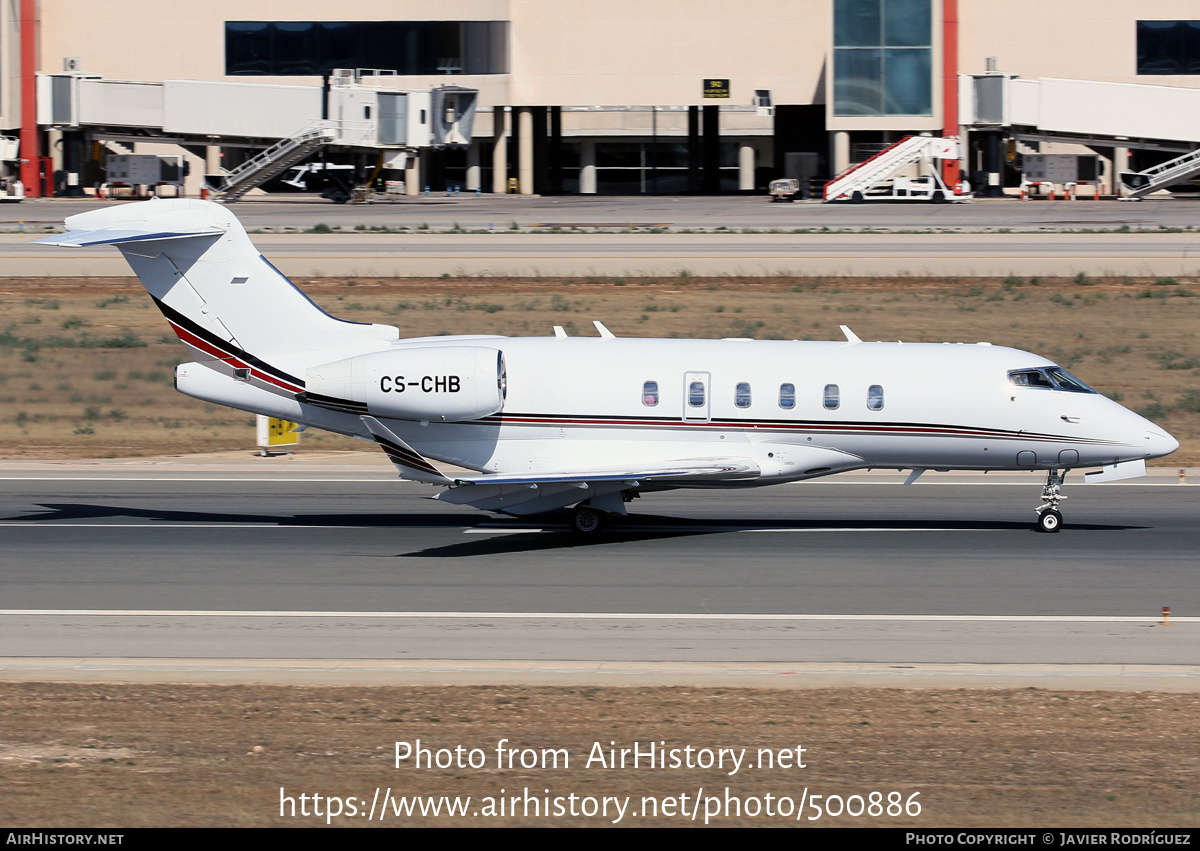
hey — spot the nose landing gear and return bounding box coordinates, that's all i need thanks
[1035,469,1068,533]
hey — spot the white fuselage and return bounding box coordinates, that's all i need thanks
[40,199,1178,516]
[346,336,1174,481]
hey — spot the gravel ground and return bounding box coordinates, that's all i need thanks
[1,683,1197,827]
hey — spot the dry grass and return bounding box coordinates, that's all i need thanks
[0,683,1197,827]
[1,275,1197,461]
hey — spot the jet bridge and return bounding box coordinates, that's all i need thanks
[961,75,1200,198]
[35,68,477,200]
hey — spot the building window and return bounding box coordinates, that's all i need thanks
[779,383,796,409]
[225,21,510,76]
[833,0,933,115]
[642,380,659,407]
[1137,21,1200,75]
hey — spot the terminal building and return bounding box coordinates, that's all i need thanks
[2,1,1200,198]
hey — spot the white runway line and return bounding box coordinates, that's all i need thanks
[0,477,396,483]
[0,476,1191,487]
[0,522,1002,532]
[0,518,446,523]
[1,610,1195,623]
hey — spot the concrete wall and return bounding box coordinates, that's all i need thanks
[34,0,824,108]
[506,0,828,106]
[958,0,1200,90]
[0,0,14,129]
[20,0,1200,118]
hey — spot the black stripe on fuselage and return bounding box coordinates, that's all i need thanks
[152,295,373,414]
[476,411,1113,445]
[298,391,370,415]
[151,295,305,391]
[370,433,442,475]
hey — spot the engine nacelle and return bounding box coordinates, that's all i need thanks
[306,346,506,422]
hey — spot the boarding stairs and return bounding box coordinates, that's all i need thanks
[101,140,136,157]
[823,135,959,202]
[1119,147,1200,200]
[213,121,338,202]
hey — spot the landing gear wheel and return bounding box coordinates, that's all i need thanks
[1034,468,1068,533]
[570,505,606,535]
[1036,509,1063,533]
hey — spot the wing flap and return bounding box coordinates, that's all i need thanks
[435,458,760,514]
[362,413,761,512]
[449,458,760,487]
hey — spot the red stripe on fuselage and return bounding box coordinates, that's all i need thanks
[167,319,304,394]
[478,414,1104,445]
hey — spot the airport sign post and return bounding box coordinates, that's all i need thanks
[256,414,299,455]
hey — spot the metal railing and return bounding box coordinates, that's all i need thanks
[214,121,339,201]
[1121,147,1200,200]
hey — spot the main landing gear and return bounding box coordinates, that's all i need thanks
[568,491,637,535]
[1035,469,1067,533]
[569,504,607,535]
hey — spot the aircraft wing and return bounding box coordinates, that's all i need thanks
[361,415,759,514]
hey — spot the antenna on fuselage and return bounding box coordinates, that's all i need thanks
[839,324,862,344]
[593,320,616,339]
[553,325,568,338]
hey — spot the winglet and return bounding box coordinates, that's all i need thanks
[360,416,452,484]
[839,325,862,344]
[593,320,616,339]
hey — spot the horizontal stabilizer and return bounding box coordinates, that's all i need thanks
[34,225,226,248]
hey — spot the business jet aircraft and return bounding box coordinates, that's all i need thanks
[39,199,1178,534]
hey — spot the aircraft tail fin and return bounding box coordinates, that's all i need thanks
[36,199,397,369]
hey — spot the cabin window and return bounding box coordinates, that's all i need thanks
[779,383,796,409]
[867,384,884,410]
[823,383,840,409]
[735,382,752,408]
[642,380,659,407]
[688,381,706,407]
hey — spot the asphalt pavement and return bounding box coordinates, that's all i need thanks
[2,461,1196,687]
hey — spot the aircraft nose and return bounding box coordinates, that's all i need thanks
[1144,427,1179,459]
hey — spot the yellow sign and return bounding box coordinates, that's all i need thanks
[257,415,300,448]
[703,79,730,98]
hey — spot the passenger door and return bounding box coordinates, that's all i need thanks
[682,371,711,423]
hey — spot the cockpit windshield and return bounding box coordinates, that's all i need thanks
[1007,367,1096,394]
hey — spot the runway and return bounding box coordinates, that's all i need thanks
[1,464,1196,687]
[5,231,1200,278]
[6,194,1200,231]
[5,195,1200,277]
